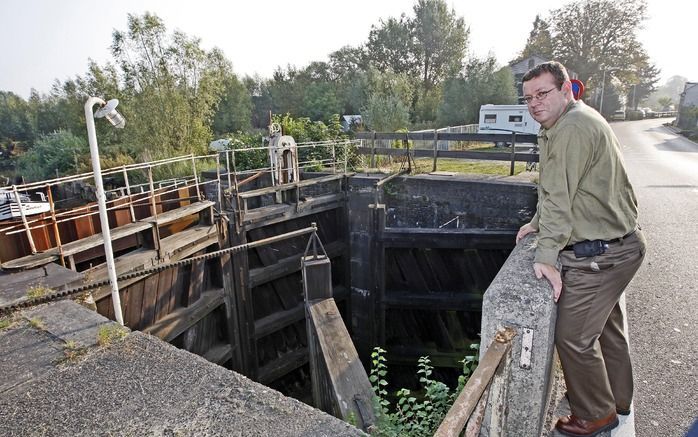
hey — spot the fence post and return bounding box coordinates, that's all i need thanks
[370,131,376,169]
[509,132,517,176]
[432,129,439,172]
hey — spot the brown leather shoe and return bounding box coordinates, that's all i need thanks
[555,411,619,436]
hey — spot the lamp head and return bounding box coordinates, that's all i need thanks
[94,99,126,129]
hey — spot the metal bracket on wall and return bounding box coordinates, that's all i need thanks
[520,327,534,369]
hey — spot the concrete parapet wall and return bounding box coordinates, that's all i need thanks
[479,235,557,436]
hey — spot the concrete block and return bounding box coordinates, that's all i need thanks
[479,234,557,437]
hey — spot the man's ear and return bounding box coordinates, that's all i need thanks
[562,80,573,93]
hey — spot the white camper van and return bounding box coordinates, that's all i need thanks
[478,105,540,144]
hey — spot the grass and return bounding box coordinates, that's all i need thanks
[0,316,17,331]
[428,158,527,175]
[26,285,52,300]
[97,324,128,346]
[58,340,89,364]
[28,317,46,330]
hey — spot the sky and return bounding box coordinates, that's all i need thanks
[0,0,694,98]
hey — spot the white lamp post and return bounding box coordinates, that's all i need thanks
[84,97,126,325]
[599,67,620,116]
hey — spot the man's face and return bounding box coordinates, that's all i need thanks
[523,72,571,129]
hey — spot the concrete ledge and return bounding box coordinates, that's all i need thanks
[479,235,557,436]
[0,301,363,436]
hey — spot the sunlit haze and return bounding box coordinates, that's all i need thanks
[0,0,693,97]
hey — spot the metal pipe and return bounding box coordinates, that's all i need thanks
[216,154,222,211]
[84,96,124,326]
[122,166,136,222]
[147,166,157,218]
[12,185,37,253]
[191,154,201,201]
[46,185,64,266]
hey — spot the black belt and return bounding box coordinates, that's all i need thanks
[563,229,636,251]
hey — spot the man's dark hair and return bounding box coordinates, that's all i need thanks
[522,61,570,90]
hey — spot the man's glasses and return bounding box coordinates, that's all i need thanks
[523,88,557,105]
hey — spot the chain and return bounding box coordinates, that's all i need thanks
[0,224,317,316]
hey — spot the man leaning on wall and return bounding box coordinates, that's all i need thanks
[516,61,646,437]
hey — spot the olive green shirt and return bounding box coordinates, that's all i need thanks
[530,100,638,266]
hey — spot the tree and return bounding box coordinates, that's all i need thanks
[548,0,656,90]
[625,58,660,110]
[437,77,468,126]
[111,12,227,158]
[451,56,517,124]
[657,96,673,110]
[366,14,418,77]
[517,15,554,61]
[300,82,341,122]
[16,130,88,181]
[411,0,468,91]
[361,94,410,132]
[212,73,253,135]
[364,0,469,122]
[0,91,35,144]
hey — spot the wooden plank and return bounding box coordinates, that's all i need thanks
[355,131,538,144]
[254,286,348,340]
[1,221,154,270]
[434,328,516,437]
[238,174,349,199]
[242,196,345,231]
[183,254,206,351]
[353,146,539,162]
[249,241,345,288]
[203,343,233,365]
[381,228,516,249]
[140,271,160,329]
[124,278,145,329]
[219,221,243,371]
[257,347,309,385]
[154,265,174,323]
[307,298,376,430]
[159,224,218,259]
[144,287,225,342]
[384,290,483,311]
[146,200,215,226]
[90,225,217,302]
[230,229,257,378]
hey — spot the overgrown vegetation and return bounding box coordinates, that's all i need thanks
[0,315,17,331]
[369,345,479,436]
[96,324,129,346]
[28,317,46,330]
[58,340,89,364]
[26,285,52,300]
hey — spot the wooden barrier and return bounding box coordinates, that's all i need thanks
[302,239,376,432]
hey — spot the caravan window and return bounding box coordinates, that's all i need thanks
[484,114,497,123]
[509,115,523,122]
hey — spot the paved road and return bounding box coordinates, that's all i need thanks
[611,118,698,437]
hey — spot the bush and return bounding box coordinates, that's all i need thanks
[16,130,88,181]
[369,345,479,436]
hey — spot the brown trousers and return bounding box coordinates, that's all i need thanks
[556,229,646,421]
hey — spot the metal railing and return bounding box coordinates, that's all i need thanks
[356,131,539,175]
[0,153,221,257]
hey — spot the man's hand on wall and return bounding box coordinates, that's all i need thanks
[516,222,538,243]
[534,262,562,302]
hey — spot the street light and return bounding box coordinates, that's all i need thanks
[84,97,126,325]
[599,67,620,116]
